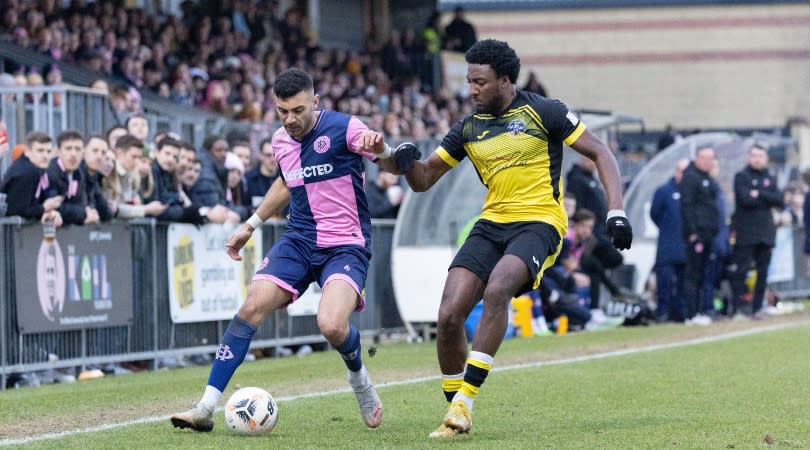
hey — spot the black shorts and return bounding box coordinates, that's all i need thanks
[451,219,563,294]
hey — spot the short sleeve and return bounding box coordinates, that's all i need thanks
[435,119,466,168]
[536,98,586,146]
[346,116,377,160]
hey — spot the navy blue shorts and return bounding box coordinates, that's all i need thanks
[253,234,371,311]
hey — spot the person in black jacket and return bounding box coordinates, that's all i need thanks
[365,171,403,219]
[679,146,721,325]
[728,144,783,317]
[45,130,101,225]
[566,156,624,306]
[443,7,477,53]
[80,135,114,222]
[145,137,238,224]
[1,131,63,223]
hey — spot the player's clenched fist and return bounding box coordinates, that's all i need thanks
[606,210,633,250]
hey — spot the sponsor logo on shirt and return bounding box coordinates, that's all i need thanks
[283,163,334,181]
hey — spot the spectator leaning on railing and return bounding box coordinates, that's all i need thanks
[45,130,107,225]
[103,134,165,219]
[0,131,63,225]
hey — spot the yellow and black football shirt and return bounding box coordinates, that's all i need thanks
[435,90,585,236]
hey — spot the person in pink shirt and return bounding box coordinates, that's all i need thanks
[171,68,418,433]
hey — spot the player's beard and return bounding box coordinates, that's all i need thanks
[476,91,504,115]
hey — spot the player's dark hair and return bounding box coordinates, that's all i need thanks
[465,39,520,84]
[273,68,313,100]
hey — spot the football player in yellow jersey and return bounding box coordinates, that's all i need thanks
[394,39,633,438]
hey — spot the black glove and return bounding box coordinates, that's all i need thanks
[392,142,421,173]
[606,212,633,250]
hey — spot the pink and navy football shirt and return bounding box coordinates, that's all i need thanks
[272,110,378,248]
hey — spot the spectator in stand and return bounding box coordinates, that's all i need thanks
[649,159,689,323]
[729,144,783,318]
[179,158,202,194]
[538,239,593,331]
[223,151,250,220]
[106,125,128,150]
[145,137,235,224]
[144,137,185,220]
[45,130,101,225]
[566,156,624,305]
[0,131,63,224]
[176,140,198,179]
[365,171,404,219]
[443,7,477,53]
[779,184,804,227]
[230,141,252,171]
[80,135,114,222]
[522,71,547,97]
[103,134,167,219]
[657,124,681,152]
[126,114,150,150]
[191,135,229,207]
[679,146,721,326]
[137,144,155,200]
[244,138,280,213]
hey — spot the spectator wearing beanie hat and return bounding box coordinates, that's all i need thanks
[224,151,249,220]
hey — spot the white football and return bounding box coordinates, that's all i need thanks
[224,387,279,435]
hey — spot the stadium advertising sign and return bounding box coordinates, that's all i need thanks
[167,223,262,323]
[14,223,133,333]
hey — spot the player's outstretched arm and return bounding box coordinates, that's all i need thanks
[403,151,452,192]
[226,177,290,261]
[569,130,633,250]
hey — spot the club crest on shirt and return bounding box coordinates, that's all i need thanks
[314,135,331,154]
[507,119,526,135]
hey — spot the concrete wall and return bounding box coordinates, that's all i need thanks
[466,3,810,130]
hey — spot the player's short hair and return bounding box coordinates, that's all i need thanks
[273,68,313,100]
[465,39,521,84]
[572,208,596,224]
[26,131,52,146]
[56,129,84,147]
[115,134,144,151]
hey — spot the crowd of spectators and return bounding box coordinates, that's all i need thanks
[0,0,492,143]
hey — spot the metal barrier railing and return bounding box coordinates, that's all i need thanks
[0,217,402,389]
[0,85,117,175]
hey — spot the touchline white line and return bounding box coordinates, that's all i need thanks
[1,321,805,446]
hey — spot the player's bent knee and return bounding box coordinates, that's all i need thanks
[316,315,346,341]
[437,303,466,329]
[238,281,291,324]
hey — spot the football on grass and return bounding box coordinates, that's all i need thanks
[224,387,278,435]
